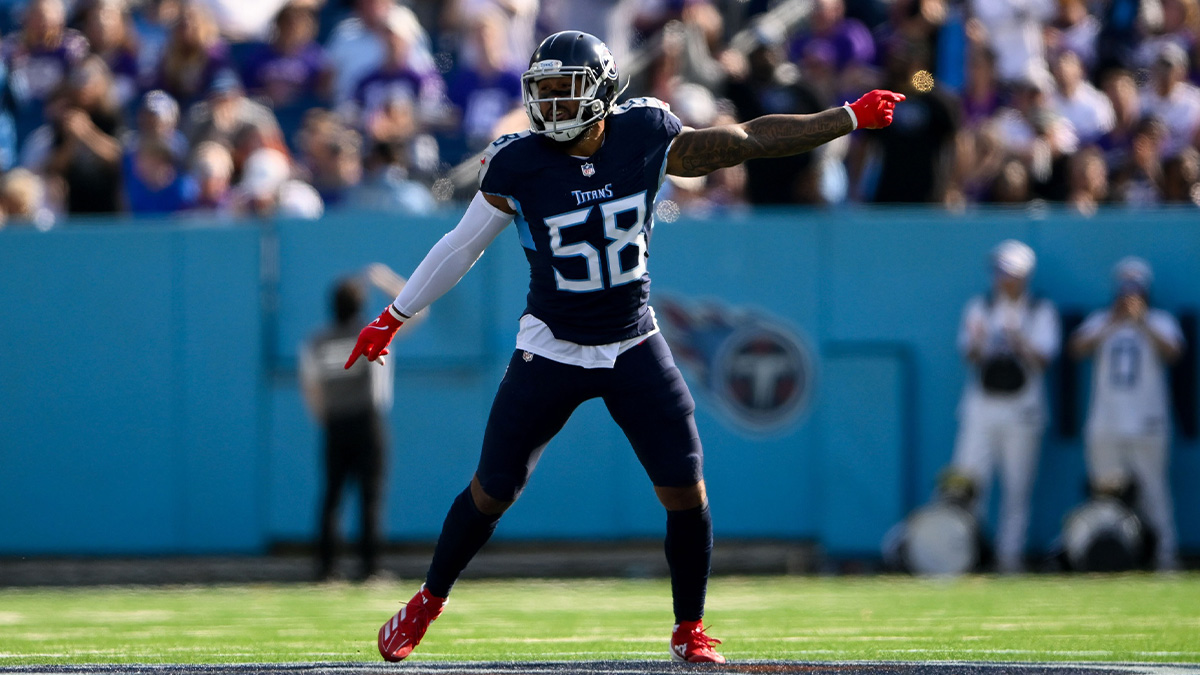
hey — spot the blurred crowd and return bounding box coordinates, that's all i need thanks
[0,0,1198,228]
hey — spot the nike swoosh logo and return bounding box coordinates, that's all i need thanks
[366,325,389,331]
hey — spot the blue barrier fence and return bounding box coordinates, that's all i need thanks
[2,207,1197,558]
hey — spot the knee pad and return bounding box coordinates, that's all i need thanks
[475,471,525,504]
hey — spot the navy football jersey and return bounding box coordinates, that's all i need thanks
[479,97,683,345]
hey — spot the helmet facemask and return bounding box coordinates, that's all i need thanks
[522,61,613,143]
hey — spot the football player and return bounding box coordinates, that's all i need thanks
[345,30,904,663]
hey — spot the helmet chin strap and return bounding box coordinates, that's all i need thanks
[546,123,592,143]
[549,119,602,145]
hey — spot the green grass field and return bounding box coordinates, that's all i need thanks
[1,574,1198,665]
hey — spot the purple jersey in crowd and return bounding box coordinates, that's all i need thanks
[446,67,522,145]
[239,42,327,106]
[354,65,445,117]
[2,29,89,107]
[788,19,875,71]
[151,43,231,108]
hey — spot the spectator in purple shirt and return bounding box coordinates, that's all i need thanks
[1097,69,1144,171]
[153,2,230,109]
[239,3,332,108]
[1111,116,1168,205]
[2,0,89,138]
[961,46,1002,129]
[325,1,435,106]
[787,0,875,74]
[444,9,523,157]
[1044,0,1101,72]
[350,13,448,136]
[82,0,142,110]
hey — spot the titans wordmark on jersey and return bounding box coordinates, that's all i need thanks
[479,98,683,346]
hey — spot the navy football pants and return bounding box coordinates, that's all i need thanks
[475,332,704,501]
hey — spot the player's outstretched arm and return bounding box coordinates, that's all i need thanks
[344,192,514,369]
[364,262,430,333]
[666,90,905,177]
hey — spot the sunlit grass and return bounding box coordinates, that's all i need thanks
[0,574,1197,664]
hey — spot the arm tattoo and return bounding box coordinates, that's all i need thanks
[668,108,854,177]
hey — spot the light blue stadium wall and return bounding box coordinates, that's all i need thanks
[1,208,1197,558]
[0,226,263,554]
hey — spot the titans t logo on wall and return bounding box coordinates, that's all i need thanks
[657,296,816,435]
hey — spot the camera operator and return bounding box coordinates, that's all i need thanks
[950,239,1061,573]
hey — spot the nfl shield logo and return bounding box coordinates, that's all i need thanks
[581,162,595,177]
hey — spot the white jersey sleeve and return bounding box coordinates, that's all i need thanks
[1146,309,1185,350]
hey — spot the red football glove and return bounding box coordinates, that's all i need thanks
[846,90,906,130]
[344,305,406,369]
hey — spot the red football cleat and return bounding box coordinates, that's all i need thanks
[377,584,447,662]
[670,619,725,663]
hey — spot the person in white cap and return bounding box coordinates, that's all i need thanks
[1069,256,1184,571]
[236,147,324,219]
[951,239,1061,573]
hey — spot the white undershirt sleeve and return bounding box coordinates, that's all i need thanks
[391,192,514,317]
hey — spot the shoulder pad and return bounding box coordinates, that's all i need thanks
[480,130,533,184]
[483,130,532,156]
[614,97,672,114]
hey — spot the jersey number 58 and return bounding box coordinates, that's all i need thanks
[544,192,648,292]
